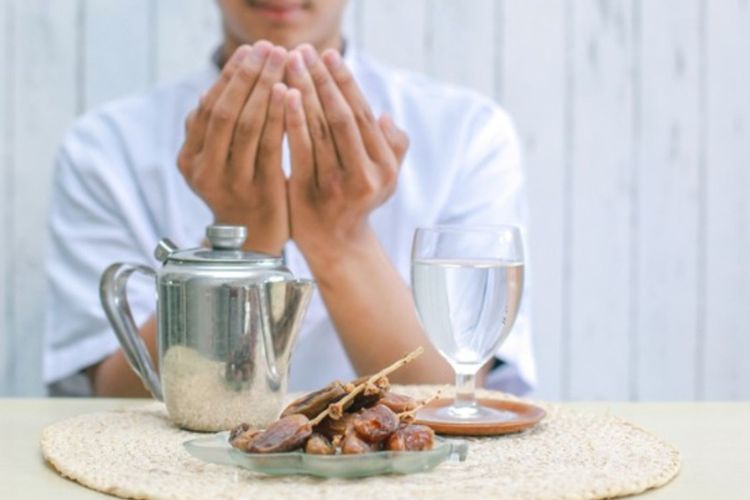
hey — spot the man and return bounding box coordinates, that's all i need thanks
[44,0,536,396]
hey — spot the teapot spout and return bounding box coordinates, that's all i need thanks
[256,279,315,389]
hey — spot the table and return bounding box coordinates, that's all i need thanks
[0,398,747,499]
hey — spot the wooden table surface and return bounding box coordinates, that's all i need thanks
[0,398,747,499]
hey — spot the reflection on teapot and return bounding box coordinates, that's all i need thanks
[100,225,314,431]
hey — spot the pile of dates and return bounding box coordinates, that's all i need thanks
[229,353,437,455]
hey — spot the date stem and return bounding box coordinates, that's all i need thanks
[310,346,424,426]
[397,390,441,423]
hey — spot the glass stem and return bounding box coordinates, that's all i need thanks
[454,371,477,412]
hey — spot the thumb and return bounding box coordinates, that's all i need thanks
[378,113,410,163]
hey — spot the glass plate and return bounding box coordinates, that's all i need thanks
[184,431,468,478]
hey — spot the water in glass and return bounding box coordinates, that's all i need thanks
[412,258,523,376]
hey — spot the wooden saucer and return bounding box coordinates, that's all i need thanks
[414,398,546,436]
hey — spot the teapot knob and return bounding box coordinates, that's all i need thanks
[154,238,179,263]
[207,224,247,250]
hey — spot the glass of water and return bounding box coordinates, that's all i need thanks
[411,225,524,421]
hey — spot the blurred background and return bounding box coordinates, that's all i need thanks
[0,0,748,400]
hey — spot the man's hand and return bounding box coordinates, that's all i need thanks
[281,45,450,383]
[178,41,289,255]
[284,44,409,269]
[176,41,449,383]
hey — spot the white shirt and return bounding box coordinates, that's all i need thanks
[44,46,536,394]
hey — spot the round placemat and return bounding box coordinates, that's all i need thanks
[41,386,680,500]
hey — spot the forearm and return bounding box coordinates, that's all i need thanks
[88,315,157,397]
[304,231,453,384]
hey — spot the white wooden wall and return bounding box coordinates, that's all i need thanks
[1,0,748,400]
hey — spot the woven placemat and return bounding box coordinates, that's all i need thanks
[41,386,680,499]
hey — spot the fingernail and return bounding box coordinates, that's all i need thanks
[323,50,341,69]
[272,82,287,100]
[229,46,249,64]
[268,48,285,69]
[251,43,271,64]
[300,45,317,66]
[288,91,301,112]
[289,51,305,74]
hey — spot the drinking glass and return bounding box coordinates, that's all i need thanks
[411,225,524,422]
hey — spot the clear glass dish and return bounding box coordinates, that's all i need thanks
[184,431,468,478]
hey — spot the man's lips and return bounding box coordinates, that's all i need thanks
[250,1,308,22]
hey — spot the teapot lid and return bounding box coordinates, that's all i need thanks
[155,225,284,267]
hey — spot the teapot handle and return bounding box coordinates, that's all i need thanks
[99,263,163,401]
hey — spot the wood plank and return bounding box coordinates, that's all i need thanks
[634,0,701,400]
[703,0,750,400]
[342,0,363,48]
[82,0,152,108]
[0,0,10,394]
[359,0,427,72]
[567,0,634,400]
[502,0,567,400]
[155,0,220,82]
[9,0,79,396]
[426,0,495,97]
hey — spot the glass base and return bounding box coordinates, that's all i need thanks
[418,403,518,424]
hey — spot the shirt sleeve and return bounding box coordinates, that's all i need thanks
[43,112,158,384]
[436,102,537,392]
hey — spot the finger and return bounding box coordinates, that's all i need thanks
[199,41,272,181]
[321,48,391,163]
[285,88,315,186]
[286,49,340,183]
[229,45,287,184]
[178,109,199,178]
[298,44,369,170]
[184,45,250,156]
[378,113,410,164]
[253,82,286,184]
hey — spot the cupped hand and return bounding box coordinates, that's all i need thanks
[283,44,410,268]
[177,41,290,255]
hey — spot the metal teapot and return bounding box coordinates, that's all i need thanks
[99,224,314,431]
